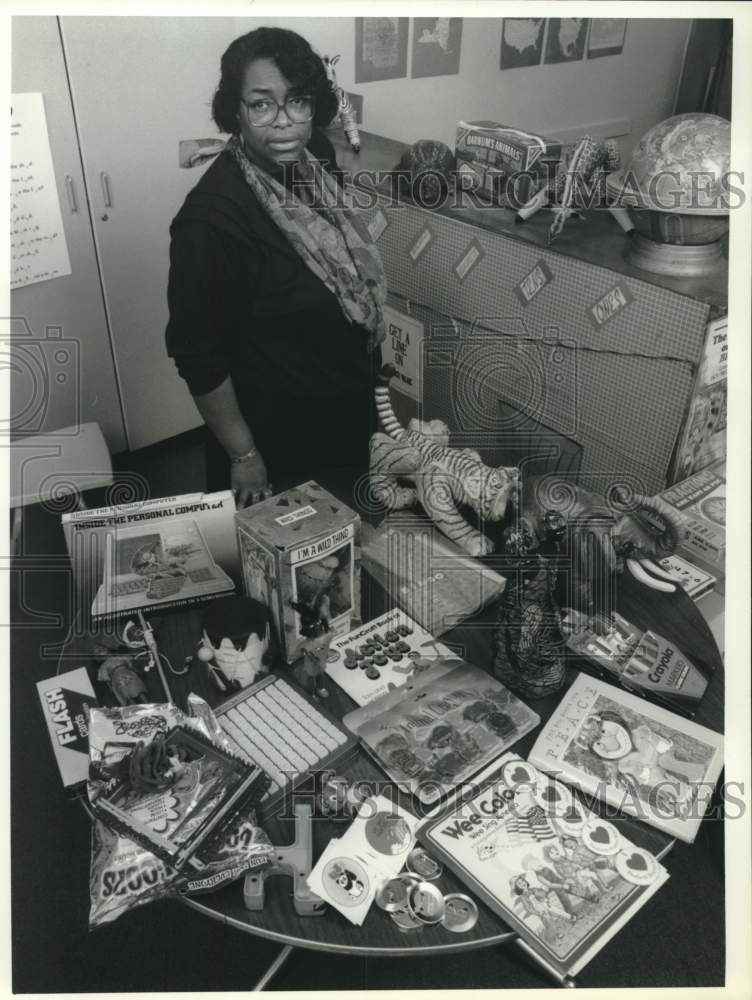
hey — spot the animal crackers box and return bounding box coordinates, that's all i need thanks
[235,482,361,664]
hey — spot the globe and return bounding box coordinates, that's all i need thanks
[606,113,731,275]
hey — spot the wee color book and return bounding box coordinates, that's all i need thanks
[528,674,724,843]
[418,753,668,980]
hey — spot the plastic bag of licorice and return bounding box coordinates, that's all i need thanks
[86,700,274,927]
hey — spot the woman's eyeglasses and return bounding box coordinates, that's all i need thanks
[241,95,315,127]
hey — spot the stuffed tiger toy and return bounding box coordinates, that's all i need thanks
[370,365,519,556]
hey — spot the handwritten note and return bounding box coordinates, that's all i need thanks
[11,93,72,289]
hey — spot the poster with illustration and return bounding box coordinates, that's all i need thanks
[528,674,724,843]
[411,18,463,77]
[355,18,408,82]
[500,19,545,69]
[420,754,669,978]
[544,19,589,64]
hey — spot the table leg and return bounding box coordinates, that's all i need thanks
[252,944,295,991]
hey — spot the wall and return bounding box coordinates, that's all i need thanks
[232,16,691,155]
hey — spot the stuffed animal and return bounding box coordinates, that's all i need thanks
[322,55,360,153]
[369,364,519,556]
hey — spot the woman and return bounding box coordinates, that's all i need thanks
[166,28,385,506]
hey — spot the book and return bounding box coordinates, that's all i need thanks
[343,658,540,805]
[670,315,727,484]
[37,667,98,794]
[528,674,724,843]
[418,753,669,980]
[325,607,461,707]
[659,462,726,593]
[61,491,238,622]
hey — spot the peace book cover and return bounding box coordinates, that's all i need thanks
[417,753,669,980]
[527,673,724,843]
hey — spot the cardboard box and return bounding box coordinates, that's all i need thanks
[455,120,563,205]
[37,667,98,793]
[235,481,361,663]
[660,461,725,592]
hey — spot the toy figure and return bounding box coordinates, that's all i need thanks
[291,601,333,700]
[96,656,149,707]
[370,364,519,557]
[197,595,272,693]
[322,55,361,152]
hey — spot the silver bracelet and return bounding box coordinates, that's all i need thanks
[230,446,258,465]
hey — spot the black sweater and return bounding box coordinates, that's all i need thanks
[165,131,374,405]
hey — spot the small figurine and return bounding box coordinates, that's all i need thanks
[323,55,360,152]
[291,601,333,700]
[97,655,149,707]
[197,596,272,694]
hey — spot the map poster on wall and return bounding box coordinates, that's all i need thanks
[411,18,463,78]
[588,19,628,58]
[355,18,408,83]
[381,305,424,401]
[11,93,72,290]
[544,18,589,65]
[500,19,545,69]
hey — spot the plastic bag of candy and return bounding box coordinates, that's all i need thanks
[87,698,274,928]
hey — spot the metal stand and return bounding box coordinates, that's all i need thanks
[252,945,294,991]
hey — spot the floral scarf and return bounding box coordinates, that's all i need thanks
[227,135,386,348]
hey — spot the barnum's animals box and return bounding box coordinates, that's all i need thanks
[235,482,361,664]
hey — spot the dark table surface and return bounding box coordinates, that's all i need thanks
[62,555,724,970]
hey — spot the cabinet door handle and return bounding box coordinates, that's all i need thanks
[100,171,113,209]
[65,175,78,213]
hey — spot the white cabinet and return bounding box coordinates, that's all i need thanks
[60,16,238,450]
[11,16,240,453]
[11,16,127,453]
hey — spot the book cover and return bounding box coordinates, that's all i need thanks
[325,607,462,707]
[528,674,724,843]
[62,491,240,621]
[418,753,668,979]
[343,659,539,805]
[660,462,726,587]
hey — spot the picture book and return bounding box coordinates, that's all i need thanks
[528,674,724,843]
[325,607,462,707]
[62,491,240,621]
[418,753,669,979]
[343,659,540,805]
[90,517,234,621]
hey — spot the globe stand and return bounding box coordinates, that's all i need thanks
[627,233,725,278]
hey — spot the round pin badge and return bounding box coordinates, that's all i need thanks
[534,780,574,817]
[581,817,623,856]
[322,858,370,907]
[407,847,443,880]
[375,877,411,913]
[407,881,445,925]
[364,811,413,856]
[442,893,479,933]
[615,847,660,886]
[500,759,542,790]
[391,907,424,932]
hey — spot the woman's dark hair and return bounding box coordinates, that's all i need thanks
[212,27,339,134]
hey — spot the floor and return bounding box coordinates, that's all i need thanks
[10,429,725,992]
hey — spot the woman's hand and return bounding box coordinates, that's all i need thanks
[231,452,271,508]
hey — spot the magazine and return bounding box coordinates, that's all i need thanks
[343,659,540,805]
[61,491,238,621]
[418,753,669,979]
[528,674,724,843]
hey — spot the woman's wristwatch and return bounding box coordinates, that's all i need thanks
[230,446,258,465]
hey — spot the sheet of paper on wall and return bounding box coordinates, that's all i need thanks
[381,305,424,401]
[11,93,72,290]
